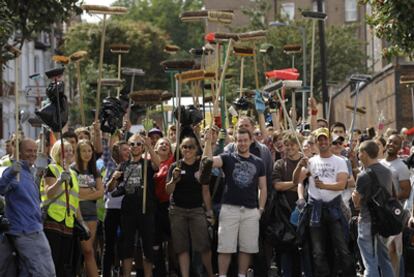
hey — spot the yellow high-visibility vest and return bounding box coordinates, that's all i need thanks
[40,164,79,228]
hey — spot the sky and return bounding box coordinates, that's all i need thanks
[81,0,118,23]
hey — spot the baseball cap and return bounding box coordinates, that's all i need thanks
[313,127,330,139]
[148,128,163,137]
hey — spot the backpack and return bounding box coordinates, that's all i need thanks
[366,168,410,237]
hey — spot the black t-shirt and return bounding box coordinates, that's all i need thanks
[167,159,205,209]
[220,153,265,208]
[356,162,393,222]
[272,157,301,209]
[119,159,156,214]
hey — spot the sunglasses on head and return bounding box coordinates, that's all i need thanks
[182,144,195,150]
[129,142,143,147]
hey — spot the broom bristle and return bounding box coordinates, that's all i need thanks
[283,44,302,53]
[214,32,239,41]
[238,30,267,41]
[101,78,124,87]
[160,59,195,71]
[180,10,208,22]
[207,10,234,24]
[176,70,205,83]
[164,45,180,53]
[110,44,131,54]
[69,50,88,62]
[82,5,127,14]
[233,46,254,56]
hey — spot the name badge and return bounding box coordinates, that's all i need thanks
[181,170,186,174]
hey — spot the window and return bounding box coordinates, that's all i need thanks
[345,0,357,22]
[312,1,325,13]
[281,3,295,21]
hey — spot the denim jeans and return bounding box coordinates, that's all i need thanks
[3,231,56,276]
[309,209,355,277]
[357,221,394,277]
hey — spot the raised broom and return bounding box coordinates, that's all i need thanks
[110,43,130,97]
[130,89,165,214]
[69,50,88,125]
[82,4,128,122]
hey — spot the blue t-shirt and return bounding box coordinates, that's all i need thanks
[220,153,265,208]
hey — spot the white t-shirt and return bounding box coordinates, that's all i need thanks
[307,154,349,202]
[380,158,411,204]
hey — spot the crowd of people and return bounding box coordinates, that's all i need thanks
[1,96,414,277]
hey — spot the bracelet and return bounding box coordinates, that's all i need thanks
[310,109,318,115]
[269,109,277,113]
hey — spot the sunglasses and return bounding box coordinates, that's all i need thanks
[332,141,343,146]
[129,142,143,147]
[181,144,195,150]
[254,132,262,136]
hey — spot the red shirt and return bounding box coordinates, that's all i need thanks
[154,155,175,203]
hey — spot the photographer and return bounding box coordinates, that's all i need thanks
[0,138,55,276]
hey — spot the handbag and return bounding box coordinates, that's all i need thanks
[73,218,91,241]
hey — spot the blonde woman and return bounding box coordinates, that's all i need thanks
[42,140,82,277]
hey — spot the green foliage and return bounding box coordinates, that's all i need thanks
[5,0,82,46]
[230,0,367,104]
[64,20,170,125]
[0,0,14,61]
[362,0,414,59]
[112,0,204,51]
[0,0,81,63]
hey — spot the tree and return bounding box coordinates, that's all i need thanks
[230,0,367,106]
[112,0,204,51]
[64,20,170,125]
[2,0,81,51]
[362,0,414,59]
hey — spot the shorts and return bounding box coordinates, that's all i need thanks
[169,206,211,254]
[82,215,98,222]
[218,204,260,254]
[121,212,155,262]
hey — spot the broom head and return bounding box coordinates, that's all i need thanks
[176,70,205,83]
[160,59,195,72]
[69,50,88,62]
[238,30,267,41]
[283,44,302,54]
[233,46,254,57]
[164,44,180,54]
[207,10,234,24]
[82,5,128,15]
[122,67,145,76]
[110,43,131,54]
[101,78,125,87]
